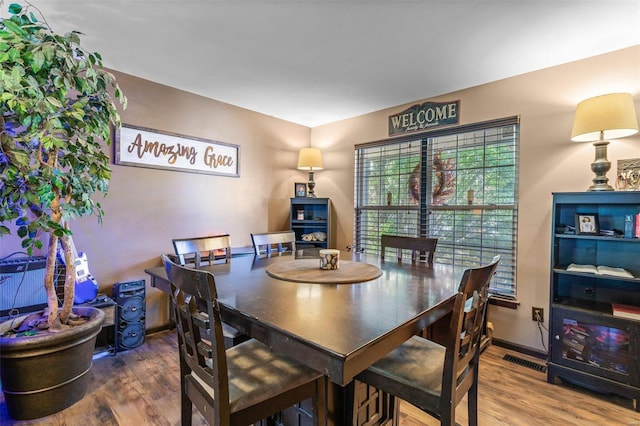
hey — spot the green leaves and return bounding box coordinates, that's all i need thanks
[1,17,27,37]
[8,3,23,14]
[32,49,44,72]
[45,96,62,109]
[0,1,127,256]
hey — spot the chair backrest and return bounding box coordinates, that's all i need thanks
[380,234,438,265]
[443,255,500,410]
[161,255,231,421]
[172,234,231,267]
[251,231,296,256]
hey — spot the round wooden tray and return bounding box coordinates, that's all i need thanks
[266,259,382,284]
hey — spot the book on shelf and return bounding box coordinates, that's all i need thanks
[612,303,640,320]
[566,263,634,278]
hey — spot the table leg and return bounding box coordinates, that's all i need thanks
[316,380,396,426]
[147,274,175,329]
[273,379,396,426]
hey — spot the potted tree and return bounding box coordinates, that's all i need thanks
[0,1,126,419]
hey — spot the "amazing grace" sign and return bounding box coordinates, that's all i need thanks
[114,124,239,177]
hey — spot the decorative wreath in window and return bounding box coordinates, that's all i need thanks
[407,150,456,205]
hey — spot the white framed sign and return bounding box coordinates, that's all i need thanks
[114,124,240,177]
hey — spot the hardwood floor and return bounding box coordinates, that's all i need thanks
[1,329,639,425]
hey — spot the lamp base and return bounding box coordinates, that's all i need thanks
[587,140,614,192]
[587,183,614,191]
[307,171,317,198]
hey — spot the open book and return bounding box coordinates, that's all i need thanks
[566,263,634,278]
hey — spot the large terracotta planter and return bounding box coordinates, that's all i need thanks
[0,306,105,420]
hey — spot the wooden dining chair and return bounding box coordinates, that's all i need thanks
[250,231,296,256]
[162,255,326,426]
[172,234,232,267]
[172,234,246,348]
[380,234,438,265]
[356,255,500,426]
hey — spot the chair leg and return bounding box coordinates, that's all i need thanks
[388,396,399,426]
[181,393,193,426]
[266,414,280,426]
[313,377,327,426]
[179,354,193,425]
[468,381,479,426]
[440,406,455,426]
[467,359,480,426]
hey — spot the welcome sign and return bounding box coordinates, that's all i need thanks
[115,124,240,177]
[389,100,459,136]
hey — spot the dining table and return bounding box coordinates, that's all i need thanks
[145,249,466,425]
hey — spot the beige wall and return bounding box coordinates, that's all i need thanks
[311,46,640,351]
[96,74,317,327]
[3,46,638,351]
[1,73,313,328]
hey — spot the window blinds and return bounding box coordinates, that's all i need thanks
[354,117,519,298]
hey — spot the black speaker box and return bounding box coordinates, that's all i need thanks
[113,279,146,352]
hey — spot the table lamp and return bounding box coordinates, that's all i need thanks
[570,93,639,191]
[297,148,323,197]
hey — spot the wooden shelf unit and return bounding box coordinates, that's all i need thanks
[290,197,332,249]
[548,191,640,411]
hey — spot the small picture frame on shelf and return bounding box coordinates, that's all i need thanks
[575,213,599,235]
[294,182,307,197]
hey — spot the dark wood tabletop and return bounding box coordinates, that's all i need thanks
[145,251,464,387]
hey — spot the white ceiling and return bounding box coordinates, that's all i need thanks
[19,1,640,127]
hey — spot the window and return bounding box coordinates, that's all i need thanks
[354,117,519,299]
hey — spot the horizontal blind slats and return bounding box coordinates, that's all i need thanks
[354,119,519,298]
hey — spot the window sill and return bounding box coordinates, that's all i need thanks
[489,295,520,309]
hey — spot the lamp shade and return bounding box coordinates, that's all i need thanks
[571,93,639,142]
[297,148,324,170]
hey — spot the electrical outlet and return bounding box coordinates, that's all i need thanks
[532,307,544,322]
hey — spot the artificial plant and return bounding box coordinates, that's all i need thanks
[0,1,126,330]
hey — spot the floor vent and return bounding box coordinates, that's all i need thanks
[503,354,547,372]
